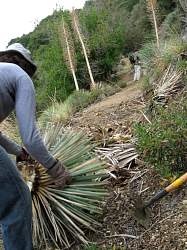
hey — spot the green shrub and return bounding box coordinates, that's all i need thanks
[134,99,187,176]
[117,80,127,88]
[65,91,93,112]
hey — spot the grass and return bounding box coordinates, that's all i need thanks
[39,82,126,126]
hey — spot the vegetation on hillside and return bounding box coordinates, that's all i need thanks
[133,3,187,177]
[9,0,179,110]
[135,97,187,176]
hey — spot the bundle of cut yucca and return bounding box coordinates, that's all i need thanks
[20,122,108,249]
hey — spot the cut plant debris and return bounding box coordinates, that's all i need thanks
[153,64,184,105]
[95,143,138,174]
[18,122,108,249]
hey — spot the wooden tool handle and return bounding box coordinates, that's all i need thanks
[165,173,187,192]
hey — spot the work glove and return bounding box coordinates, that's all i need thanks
[47,160,72,188]
[16,147,29,163]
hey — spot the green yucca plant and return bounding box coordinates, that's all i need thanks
[20,123,108,249]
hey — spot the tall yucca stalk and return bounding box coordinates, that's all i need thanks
[20,123,108,249]
[59,15,79,91]
[147,0,160,49]
[71,8,96,89]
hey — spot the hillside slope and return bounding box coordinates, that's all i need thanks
[68,82,187,250]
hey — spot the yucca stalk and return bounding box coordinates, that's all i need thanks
[147,0,160,49]
[71,8,96,89]
[59,15,79,91]
[19,122,108,249]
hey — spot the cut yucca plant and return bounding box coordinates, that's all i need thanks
[19,122,108,249]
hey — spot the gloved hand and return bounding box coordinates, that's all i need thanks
[47,160,72,188]
[16,147,29,163]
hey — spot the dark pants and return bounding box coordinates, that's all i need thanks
[0,145,33,250]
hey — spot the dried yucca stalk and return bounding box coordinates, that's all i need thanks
[59,15,79,91]
[146,0,160,49]
[19,123,108,249]
[71,8,96,89]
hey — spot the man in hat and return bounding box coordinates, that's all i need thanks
[0,43,70,250]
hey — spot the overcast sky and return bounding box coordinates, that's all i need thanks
[0,0,86,50]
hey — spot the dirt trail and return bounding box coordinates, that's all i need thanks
[69,82,144,143]
[86,82,141,112]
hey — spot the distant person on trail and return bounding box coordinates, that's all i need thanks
[0,43,71,250]
[129,52,141,81]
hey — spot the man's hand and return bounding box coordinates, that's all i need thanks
[16,147,29,163]
[47,160,72,188]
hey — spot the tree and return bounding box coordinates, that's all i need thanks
[124,0,152,52]
[79,1,127,79]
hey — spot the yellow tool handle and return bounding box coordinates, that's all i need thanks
[165,173,187,192]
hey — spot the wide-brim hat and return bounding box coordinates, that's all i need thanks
[0,43,37,75]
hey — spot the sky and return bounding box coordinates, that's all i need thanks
[0,0,86,50]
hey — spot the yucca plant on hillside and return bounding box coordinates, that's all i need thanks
[38,99,72,129]
[19,122,108,249]
[146,0,160,49]
[38,91,92,128]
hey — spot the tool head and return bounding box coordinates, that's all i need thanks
[131,195,151,228]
